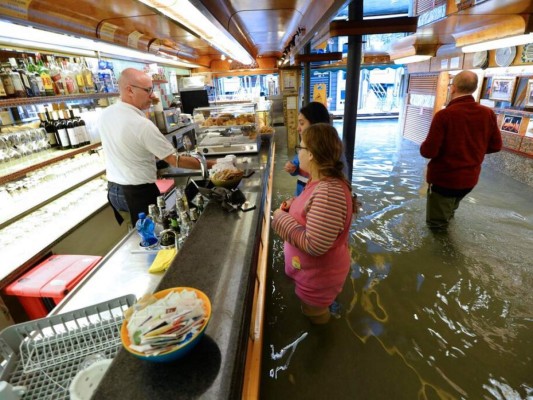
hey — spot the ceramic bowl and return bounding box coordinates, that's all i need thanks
[120,287,211,362]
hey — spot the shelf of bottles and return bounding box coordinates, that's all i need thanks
[0,176,109,281]
[0,53,118,105]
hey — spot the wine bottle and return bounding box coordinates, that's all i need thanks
[65,109,79,148]
[74,108,90,145]
[53,110,70,149]
[40,112,58,147]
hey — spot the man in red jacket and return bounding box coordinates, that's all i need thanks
[420,70,502,231]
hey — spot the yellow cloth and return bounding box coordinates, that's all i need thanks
[148,248,176,273]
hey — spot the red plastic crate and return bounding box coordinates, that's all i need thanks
[4,254,101,320]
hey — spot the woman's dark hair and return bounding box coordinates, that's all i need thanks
[300,102,330,125]
[302,123,349,188]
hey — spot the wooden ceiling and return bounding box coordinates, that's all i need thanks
[0,0,349,67]
[1,0,533,69]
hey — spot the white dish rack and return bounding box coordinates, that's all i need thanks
[0,295,136,399]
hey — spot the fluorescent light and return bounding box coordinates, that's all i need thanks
[461,33,533,53]
[137,0,254,65]
[393,55,432,64]
[0,20,199,68]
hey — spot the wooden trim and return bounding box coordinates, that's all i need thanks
[242,141,275,400]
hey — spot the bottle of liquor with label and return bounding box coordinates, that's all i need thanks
[73,58,86,94]
[10,58,33,97]
[27,56,46,96]
[0,71,7,98]
[62,59,78,95]
[48,56,65,96]
[53,110,70,149]
[36,54,55,96]
[0,63,16,98]
[81,58,96,93]
[18,57,41,97]
[3,62,26,98]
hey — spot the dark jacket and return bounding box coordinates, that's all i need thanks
[420,95,502,189]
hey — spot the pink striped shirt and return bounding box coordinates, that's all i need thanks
[272,178,352,307]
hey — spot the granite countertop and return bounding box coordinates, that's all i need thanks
[92,141,272,399]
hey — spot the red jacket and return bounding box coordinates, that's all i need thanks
[420,95,502,189]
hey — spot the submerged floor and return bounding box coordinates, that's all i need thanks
[261,120,533,399]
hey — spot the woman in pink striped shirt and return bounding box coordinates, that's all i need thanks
[272,123,353,324]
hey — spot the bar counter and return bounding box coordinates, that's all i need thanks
[51,139,273,399]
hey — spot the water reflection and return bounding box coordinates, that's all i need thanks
[262,119,533,399]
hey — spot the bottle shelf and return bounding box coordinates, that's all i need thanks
[0,92,118,108]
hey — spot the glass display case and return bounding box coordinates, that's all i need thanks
[193,103,261,155]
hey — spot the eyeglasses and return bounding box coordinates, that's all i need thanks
[295,145,308,154]
[130,84,154,95]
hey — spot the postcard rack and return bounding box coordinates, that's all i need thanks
[0,294,136,399]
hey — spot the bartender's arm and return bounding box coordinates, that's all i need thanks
[163,153,216,169]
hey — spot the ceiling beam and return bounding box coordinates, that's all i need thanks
[329,16,418,37]
[295,52,343,63]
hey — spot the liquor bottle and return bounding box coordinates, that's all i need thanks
[35,54,55,96]
[65,109,80,148]
[74,109,90,145]
[62,59,78,95]
[81,58,95,93]
[27,56,46,96]
[10,58,33,97]
[4,61,26,98]
[157,195,170,230]
[53,110,70,149]
[48,56,65,95]
[39,112,58,147]
[170,212,180,235]
[0,63,15,98]
[73,58,86,94]
[19,57,41,97]
[0,71,7,98]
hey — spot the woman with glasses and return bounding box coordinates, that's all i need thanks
[272,123,354,324]
[98,68,214,226]
[284,102,331,196]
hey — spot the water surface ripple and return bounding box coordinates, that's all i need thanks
[262,120,533,400]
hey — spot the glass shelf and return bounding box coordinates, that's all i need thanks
[0,177,109,281]
[0,150,105,228]
[0,143,101,185]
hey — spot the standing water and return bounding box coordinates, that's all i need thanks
[262,119,533,399]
